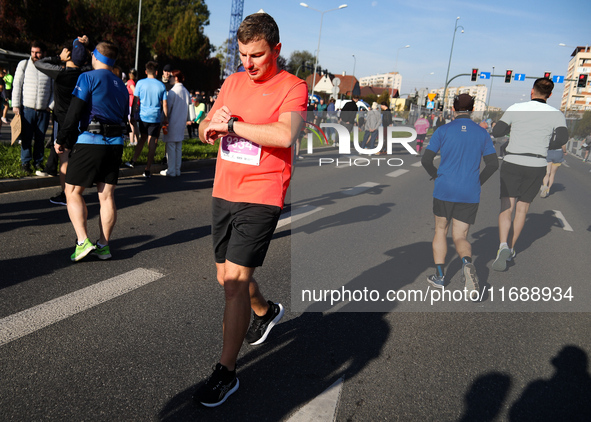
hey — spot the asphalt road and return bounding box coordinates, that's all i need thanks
[1,147,590,421]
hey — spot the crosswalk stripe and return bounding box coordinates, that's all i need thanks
[342,182,379,196]
[276,205,323,229]
[0,268,164,347]
[287,377,344,422]
[386,169,410,178]
[552,210,573,231]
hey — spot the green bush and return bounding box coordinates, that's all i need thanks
[0,138,219,179]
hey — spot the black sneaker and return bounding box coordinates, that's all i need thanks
[143,170,151,178]
[245,301,284,345]
[193,363,239,407]
[22,164,33,175]
[49,191,67,206]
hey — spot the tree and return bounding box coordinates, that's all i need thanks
[170,10,211,61]
[377,90,390,106]
[572,111,591,138]
[288,50,316,79]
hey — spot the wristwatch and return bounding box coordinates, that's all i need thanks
[227,117,238,134]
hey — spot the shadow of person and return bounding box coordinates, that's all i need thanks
[457,372,511,422]
[291,202,395,236]
[509,346,591,421]
[158,311,390,422]
[299,241,433,313]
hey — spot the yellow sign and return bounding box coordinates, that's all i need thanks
[427,93,437,101]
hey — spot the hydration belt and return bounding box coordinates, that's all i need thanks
[86,120,129,137]
[505,152,546,159]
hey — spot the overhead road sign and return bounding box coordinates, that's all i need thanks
[552,75,565,83]
[479,72,490,80]
[514,73,526,82]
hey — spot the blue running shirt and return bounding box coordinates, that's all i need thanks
[73,69,129,146]
[135,78,167,123]
[427,117,496,203]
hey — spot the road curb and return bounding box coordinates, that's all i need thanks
[0,158,217,194]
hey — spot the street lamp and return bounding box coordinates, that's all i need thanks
[134,0,142,70]
[486,66,494,115]
[300,3,348,98]
[394,45,410,73]
[352,54,356,77]
[443,17,464,113]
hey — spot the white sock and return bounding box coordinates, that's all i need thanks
[500,242,508,249]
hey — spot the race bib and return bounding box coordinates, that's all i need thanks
[221,135,261,166]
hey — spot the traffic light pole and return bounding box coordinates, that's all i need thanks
[443,73,577,114]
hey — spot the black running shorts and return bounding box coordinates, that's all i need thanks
[433,198,479,225]
[500,161,546,203]
[212,198,282,268]
[66,144,123,188]
[416,133,426,143]
[138,120,161,137]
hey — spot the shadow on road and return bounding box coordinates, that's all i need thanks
[158,312,390,422]
[456,346,591,422]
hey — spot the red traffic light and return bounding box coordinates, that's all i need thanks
[471,68,478,82]
[578,74,588,88]
[543,72,551,79]
[505,70,513,83]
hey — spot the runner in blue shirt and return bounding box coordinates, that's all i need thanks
[421,94,498,294]
[124,61,168,178]
[55,41,129,262]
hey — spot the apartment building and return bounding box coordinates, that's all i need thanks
[560,46,591,115]
[358,72,402,92]
[430,85,488,112]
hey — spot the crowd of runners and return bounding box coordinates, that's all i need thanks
[3,9,572,409]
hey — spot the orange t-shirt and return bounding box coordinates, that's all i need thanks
[208,70,308,208]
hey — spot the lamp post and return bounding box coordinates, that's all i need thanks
[300,3,348,98]
[352,54,356,77]
[486,66,494,116]
[134,0,142,70]
[443,17,464,114]
[394,45,410,73]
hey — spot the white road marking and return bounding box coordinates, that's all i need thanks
[411,161,423,167]
[562,160,570,168]
[0,268,164,347]
[386,169,409,178]
[276,205,323,229]
[552,210,573,231]
[343,182,379,196]
[287,377,344,422]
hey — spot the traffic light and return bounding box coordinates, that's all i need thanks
[578,74,588,88]
[471,68,478,82]
[505,70,513,83]
[543,72,551,79]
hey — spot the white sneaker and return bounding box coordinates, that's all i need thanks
[160,169,175,176]
[1,117,8,124]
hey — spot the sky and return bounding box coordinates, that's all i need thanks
[202,0,591,110]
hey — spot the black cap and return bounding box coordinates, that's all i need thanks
[453,94,474,111]
[72,39,87,67]
[163,64,174,72]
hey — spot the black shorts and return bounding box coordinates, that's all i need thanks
[138,120,161,137]
[212,198,282,268]
[500,161,546,203]
[66,144,123,188]
[417,133,426,143]
[433,198,479,225]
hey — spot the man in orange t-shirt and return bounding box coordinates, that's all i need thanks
[194,13,307,407]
